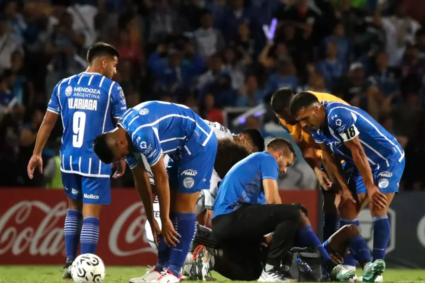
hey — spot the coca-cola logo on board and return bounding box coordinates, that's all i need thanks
[0,201,67,256]
[109,202,157,256]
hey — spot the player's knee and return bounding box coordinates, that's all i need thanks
[67,197,83,211]
[82,203,102,218]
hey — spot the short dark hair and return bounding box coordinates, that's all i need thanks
[292,203,309,216]
[289,91,319,118]
[270,88,294,114]
[214,139,249,179]
[240,128,265,152]
[86,42,119,63]
[93,133,114,164]
[266,137,295,157]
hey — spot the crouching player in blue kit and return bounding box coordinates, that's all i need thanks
[27,43,127,279]
[290,92,405,282]
[93,101,217,283]
[212,138,354,282]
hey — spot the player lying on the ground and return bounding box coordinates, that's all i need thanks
[93,101,217,283]
[270,88,348,244]
[210,138,354,282]
[187,205,385,282]
[289,92,405,282]
[27,43,128,280]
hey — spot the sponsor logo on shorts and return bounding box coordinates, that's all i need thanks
[65,86,73,97]
[139,108,149,115]
[378,171,393,178]
[181,169,197,176]
[378,178,389,189]
[183,177,195,189]
[84,194,100,200]
[71,189,78,195]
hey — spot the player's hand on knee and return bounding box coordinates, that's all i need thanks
[368,186,387,209]
[162,218,181,247]
[27,155,43,179]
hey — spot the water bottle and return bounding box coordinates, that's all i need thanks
[296,258,312,273]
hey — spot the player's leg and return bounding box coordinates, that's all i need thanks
[80,176,111,255]
[161,135,218,282]
[61,172,83,280]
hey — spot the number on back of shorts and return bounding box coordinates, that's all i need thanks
[72,111,86,148]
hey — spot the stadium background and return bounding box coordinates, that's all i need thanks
[1,0,425,271]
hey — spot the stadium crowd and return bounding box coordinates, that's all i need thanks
[0,0,424,190]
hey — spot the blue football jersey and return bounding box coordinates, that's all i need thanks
[118,101,214,169]
[47,72,127,177]
[311,101,404,169]
[213,152,279,218]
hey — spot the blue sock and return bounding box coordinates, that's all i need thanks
[340,219,359,267]
[155,235,171,271]
[80,217,100,254]
[349,235,371,267]
[168,213,197,277]
[299,225,331,262]
[64,209,82,261]
[372,215,390,261]
[323,214,340,242]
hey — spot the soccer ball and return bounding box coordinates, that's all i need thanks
[71,254,106,283]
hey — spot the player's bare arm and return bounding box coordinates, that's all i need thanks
[131,163,159,246]
[150,155,181,247]
[263,179,282,204]
[112,118,126,178]
[301,144,333,190]
[319,143,356,206]
[344,135,387,209]
[27,111,59,179]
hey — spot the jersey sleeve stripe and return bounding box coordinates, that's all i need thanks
[149,150,163,166]
[102,81,114,132]
[262,176,277,180]
[47,108,59,114]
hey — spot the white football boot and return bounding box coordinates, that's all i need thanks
[190,245,215,281]
[258,269,291,282]
[182,252,194,280]
[129,267,162,283]
[154,270,182,283]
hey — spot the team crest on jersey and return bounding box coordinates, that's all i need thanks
[183,177,195,189]
[335,119,342,126]
[139,108,149,115]
[65,86,73,97]
[139,141,147,149]
[378,178,389,189]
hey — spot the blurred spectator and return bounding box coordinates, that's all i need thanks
[316,42,345,89]
[374,1,420,67]
[0,69,17,115]
[231,23,254,57]
[0,15,22,73]
[401,44,425,82]
[115,28,144,74]
[203,73,237,107]
[236,75,266,107]
[67,0,98,48]
[334,62,368,102]
[402,122,425,190]
[196,53,224,90]
[368,51,400,97]
[259,41,288,70]
[298,70,328,93]
[335,0,368,41]
[3,0,26,44]
[199,93,224,123]
[379,113,408,148]
[322,21,353,65]
[265,57,298,94]
[220,0,252,42]
[222,46,245,90]
[415,29,425,59]
[192,9,225,58]
[147,0,181,43]
[394,91,422,139]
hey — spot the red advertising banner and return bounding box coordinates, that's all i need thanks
[0,189,318,266]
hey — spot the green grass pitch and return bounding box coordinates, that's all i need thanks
[0,266,424,283]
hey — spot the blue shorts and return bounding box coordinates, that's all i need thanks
[345,158,405,194]
[168,133,217,194]
[61,172,111,205]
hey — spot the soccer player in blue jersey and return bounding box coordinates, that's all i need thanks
[27,43,127,279]
[289,92,405,282]
[93,101,217,283]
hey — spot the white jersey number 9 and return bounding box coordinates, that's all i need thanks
[72,111,86,148]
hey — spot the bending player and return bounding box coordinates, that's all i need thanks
[270,88,349,244]
[27,43,127,279]
[211,138,353,282]
[93,101,217,283]
[190,204,384,282]
[289,92,405,281]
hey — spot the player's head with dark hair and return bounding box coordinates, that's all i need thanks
[270,88,297,125]
[266,138,296,174]
[86,42,120,79]
[292,203,309,217]
[93,127,131,164]
[214,139,249,179]
[289,91,326,131]
[237,128,265,153]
